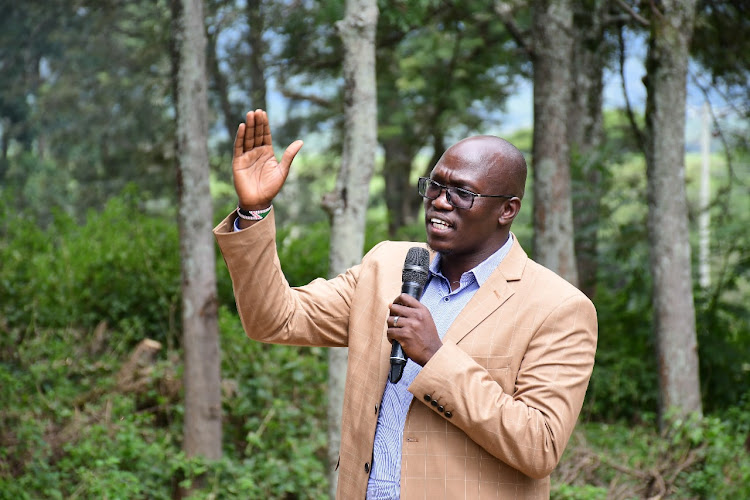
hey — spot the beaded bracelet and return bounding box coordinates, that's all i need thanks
[236,205,272,221]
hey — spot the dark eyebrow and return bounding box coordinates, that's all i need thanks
[430,174,479,193]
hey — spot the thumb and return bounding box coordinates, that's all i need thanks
[279,140,304,174]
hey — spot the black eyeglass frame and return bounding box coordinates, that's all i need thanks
[417,177,516,209]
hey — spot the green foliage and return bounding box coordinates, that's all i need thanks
[0,187,181,347]
[552,484,608,500]
[219,307,329,498]
[580,147,750,421]
[553,408,750,499]
[0,0,176,216]
[1,175,748,498]
[0,300,329,499]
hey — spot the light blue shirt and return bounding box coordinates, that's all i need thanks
[366,235,514,499]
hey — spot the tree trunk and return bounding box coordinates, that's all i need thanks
[698,101,711,289]
[246,0,267,111]
[206,28,237,142]
[568,0,609,299]
[174,0,222,464]
[531,0,579,286]
[323,0,378,497]
[644,0,702,421]
[382,136,419,237]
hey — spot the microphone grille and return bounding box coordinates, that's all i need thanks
[403,247,430,286]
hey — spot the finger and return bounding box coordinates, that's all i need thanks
[388,303,410,319]
[253,109,266,147]
[262,110,272,147]
[278,140,304,177]
[233,123,245,159]
[397,293,421,307]
[244,111,256,152]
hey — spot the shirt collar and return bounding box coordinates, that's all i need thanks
[429,234,514,287]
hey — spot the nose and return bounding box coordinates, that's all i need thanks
[430,186,453,210]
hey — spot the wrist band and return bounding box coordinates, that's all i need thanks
[237,205,272,221]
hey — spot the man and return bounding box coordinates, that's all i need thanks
[214,109,597,499]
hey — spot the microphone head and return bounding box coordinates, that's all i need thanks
[403,247,430,287]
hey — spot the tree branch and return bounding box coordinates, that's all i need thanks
[613,0,649,26]
[494,0,534,57]
[618,24,646,154]
[278,88,333,108]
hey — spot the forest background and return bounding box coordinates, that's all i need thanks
[1,0,749,498]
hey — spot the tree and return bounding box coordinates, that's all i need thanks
[205,0,271,144]
[0,0,176,218]
[173,0,223,465]
[495,0,581,284]
[376,1,521,236]
[322,0,378,496]
[643,0,702,420]
[263,0,521,237]
[568,0,615,299]
[530,0,578,285]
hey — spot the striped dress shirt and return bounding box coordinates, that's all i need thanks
[366,235,513,499]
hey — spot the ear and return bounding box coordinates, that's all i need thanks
[497,197,521,226]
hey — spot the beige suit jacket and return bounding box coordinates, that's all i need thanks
[214,209,597,500]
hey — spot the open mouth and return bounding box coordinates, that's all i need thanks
[429,217,452,231]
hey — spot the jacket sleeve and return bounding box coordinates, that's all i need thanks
[213,209,360,348]
[408,291,597,479]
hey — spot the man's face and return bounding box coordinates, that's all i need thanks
[423,147,511,263]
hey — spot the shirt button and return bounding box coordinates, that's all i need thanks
[443,296,450,302]
[364,462,370,472]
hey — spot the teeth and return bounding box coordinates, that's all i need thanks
[431,218,450,228]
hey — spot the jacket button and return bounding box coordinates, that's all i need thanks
[431,399,438,406]
[374,404,378,414]
[438,405,444,412]
[424,394,431,402]
[445,411,453,418]
[364,462,370,472]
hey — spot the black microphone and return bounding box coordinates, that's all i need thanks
[389,247,430,384]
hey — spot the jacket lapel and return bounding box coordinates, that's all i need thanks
[442,236,527,345]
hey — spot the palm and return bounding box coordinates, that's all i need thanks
[232,110,303,209]
[233,145,286,207]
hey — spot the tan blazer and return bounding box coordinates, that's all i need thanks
[214,209,597,499]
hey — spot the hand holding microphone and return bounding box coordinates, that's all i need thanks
[389,247,431,383]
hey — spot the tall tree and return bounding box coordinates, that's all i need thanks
[173,0,223,463]
[267,0,520,236]
[205,0,270,144]
[643,0,702,420]
[376,1,521,236]
[0,0,176,217]
[568,0,614,299]
[322,0,378,496]
[246,0,268,111]
[530,0,578,285]
[496,0,581,283]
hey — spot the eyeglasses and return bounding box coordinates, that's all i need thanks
[417,177,515,209]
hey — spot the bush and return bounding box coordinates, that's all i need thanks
[0,307,330,499]
[0,187,181,347]
[553,407,750,499]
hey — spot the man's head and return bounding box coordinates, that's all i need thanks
[422,135,526,268]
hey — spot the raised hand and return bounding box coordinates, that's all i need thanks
[232,109,303,210]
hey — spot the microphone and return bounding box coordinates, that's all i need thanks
[389,246,430,384]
